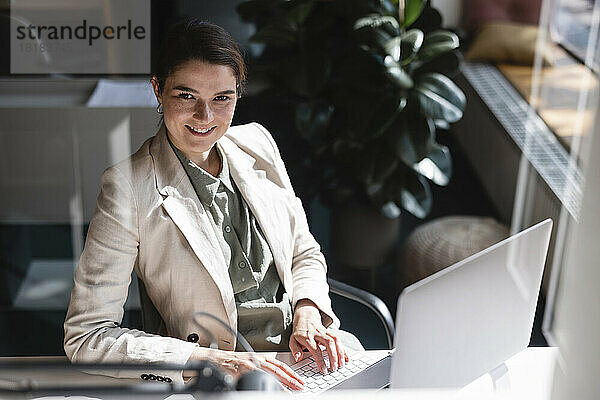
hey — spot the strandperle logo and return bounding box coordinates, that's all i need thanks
[15,19,146,46]
[11,0,150,74]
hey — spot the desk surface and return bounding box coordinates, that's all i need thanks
[0,348,559,399]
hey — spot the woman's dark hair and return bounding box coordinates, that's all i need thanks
[153,18,247,96]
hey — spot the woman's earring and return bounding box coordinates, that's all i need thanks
[156,104,163,114]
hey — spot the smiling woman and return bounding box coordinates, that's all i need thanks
[151,60,238,176]
[149,19,246,176]
[63,18,359,390]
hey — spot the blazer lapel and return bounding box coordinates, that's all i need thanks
[218,137,293,292]
[149,125,237,329]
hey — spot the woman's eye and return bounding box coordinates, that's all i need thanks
[214,95,230,101]
[177,93,194,100]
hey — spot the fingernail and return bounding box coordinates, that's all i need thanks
[294,352,301,361]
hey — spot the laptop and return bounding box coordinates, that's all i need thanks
[286,218,552,392]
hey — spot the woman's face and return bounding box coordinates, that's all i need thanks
[152,59,238,163]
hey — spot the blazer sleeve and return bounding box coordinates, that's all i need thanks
[251,122,340,329]
[63,165,198,383]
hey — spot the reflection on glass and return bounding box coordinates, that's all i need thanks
[552,0,599,71]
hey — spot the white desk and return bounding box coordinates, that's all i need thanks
[458,347,558,399]
[0,347,559,399]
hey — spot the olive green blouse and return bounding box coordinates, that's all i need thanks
[169,138,293,351]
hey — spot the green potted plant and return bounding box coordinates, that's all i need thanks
[238,0,466,271]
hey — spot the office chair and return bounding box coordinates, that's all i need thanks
[327,278,394,350]
[138,277,395,350]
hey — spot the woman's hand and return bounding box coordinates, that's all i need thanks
[289,299,349,374]
[186,347,304,391]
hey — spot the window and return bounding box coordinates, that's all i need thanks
[540,0,600,346]
[551,0,600,73]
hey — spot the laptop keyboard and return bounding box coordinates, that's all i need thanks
[291,351,390,393]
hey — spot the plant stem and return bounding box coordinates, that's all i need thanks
[398,0,405,25]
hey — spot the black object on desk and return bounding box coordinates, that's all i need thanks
[0,359,241,398]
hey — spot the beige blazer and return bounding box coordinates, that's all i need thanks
[63,122,339,383]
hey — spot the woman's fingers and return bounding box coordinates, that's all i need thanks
[300,334,328,374]
[327,330,347,368]
[239,353,304,391]
[195,349,305,391]
[290,329,347,373]
[314,330,338,371]
[221,356,256,377]
[238,358,258,374]
[289,339,304,362]
[290,301,350,374]
[263,358,304,390]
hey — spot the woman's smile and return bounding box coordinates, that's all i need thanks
[185,124,217,136]
[151,59,238,169]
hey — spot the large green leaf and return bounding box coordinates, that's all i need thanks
[355,30,393,53]
[354,14,400,32]
[384,57,413,89]
[414,49,463,77]
[383,28,423,63]
[413,73,466,122]
[380,201,402,219]
[387,113,434,165]
[413,142,452,185]
[403,0,425,27]
[418,30,460,62]
[353,14,399,51]
[399,172,432,218]
[237,0,462,214]
[384,36,402,62]
[400,29,424,63]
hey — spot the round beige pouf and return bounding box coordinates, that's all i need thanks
[399,215,509,288]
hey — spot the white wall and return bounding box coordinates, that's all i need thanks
[431,0,464,27]
[0,108,157,224]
